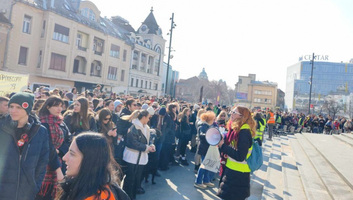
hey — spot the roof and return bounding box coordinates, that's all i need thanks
[0,13,11,25]
[142,9,160,34]
[28,0,133,45]
[250,80,278,87]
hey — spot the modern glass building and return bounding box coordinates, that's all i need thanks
[286,61,353,113]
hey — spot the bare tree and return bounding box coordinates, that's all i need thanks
[322,98,342,119]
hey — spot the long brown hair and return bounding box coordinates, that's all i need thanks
[178,107,190,123]
[231,106,256,137]
[98,108,114,136]
[64,97,94,130]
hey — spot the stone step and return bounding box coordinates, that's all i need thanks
[341,133,353,140]
[333,134,353,147]
[262,137,284,200]
[298,134,353,199]
[290,134,332,200]
[249,139,273,200]
[303,133,353,190]
[280,136,306,200]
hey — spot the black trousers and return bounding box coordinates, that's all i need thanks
[159,143,172,169]
[123,162,144,200]
[178,137,188,157]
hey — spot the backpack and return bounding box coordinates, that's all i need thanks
[246,139,263,172]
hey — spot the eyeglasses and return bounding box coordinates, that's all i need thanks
[231,111,242,115]
[103,117,111,121]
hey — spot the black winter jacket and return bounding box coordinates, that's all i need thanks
[117,108,132,137]
[161,114,175,144]
[0,115,49,200]
[197,122,211,157]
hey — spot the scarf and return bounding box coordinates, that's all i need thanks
[40,114,64,148]
[38,114,64,198]
[220,120,239,176]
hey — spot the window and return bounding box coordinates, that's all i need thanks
[121,70,125,81]
[141,80,143,88]
[133,51,139,60]
[53,24,69,43]
[49,53,66,71]
[18,46,28,65]
[136,79,139,87]
[131,78,134,87]
[89,9,96,21]
[108,66,118,80]
[154,83,158,90]
[37,50,42,68]
[81,8,89,17]
[110,44,120,58]
[149,82,152,89]
[123,50,127,62]
[93,37,104,55]
[145,81,148,89]
[41,20,46,38]
[76,33,82,47]
[22,15,32,34]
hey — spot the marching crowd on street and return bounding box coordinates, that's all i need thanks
[0,85,351,200]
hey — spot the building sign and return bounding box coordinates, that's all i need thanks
[299,55,329,61]
[236,92,248,100]
[0,71,29,96]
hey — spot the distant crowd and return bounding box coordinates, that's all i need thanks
[1,84,352,200]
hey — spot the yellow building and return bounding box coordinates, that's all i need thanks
[1,0,133,94]
[248,81,278,110]
[235,74,278,109]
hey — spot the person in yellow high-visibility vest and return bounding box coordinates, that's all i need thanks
[254,112,266,146]
[217,106,256,200]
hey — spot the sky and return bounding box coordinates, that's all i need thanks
[89,0,353,91]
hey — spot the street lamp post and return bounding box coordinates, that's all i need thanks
[308,53,315,114]
[165,13,176,95]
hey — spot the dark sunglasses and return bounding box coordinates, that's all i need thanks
[104,117,111,121]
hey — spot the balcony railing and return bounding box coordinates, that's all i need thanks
[78,46,87,51]
[94,51,103,56]
[90,73,101,77]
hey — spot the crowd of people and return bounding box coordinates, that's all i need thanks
[269,111,353,135]
[1,85,351,200]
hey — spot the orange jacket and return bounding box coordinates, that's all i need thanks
[267,112,275,124]
[84,188,115,200]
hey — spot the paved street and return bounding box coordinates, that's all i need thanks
[138,150,221,200]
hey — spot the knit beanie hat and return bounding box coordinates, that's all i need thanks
[147,107,155,116]
[65,92,74,100]
[141,104,149,110]
[8,92,34,115]
[114,100,123,110]
[158,107,166,116]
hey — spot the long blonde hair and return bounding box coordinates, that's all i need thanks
[231,106,256,137]
[121,110,140,122]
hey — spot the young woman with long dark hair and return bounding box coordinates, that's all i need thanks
[97,108,117,149]
[63,97,97,136]
[36,96,70,200]
[56,132,129,200]
[178,107,191,166]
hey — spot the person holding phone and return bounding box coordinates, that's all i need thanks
[97,108,117,149]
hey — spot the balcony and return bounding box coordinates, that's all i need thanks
[78,46,87,51]
[94,51,103,56]
[90,73,101,77]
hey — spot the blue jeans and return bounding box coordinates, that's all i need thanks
[195,156,211,184]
